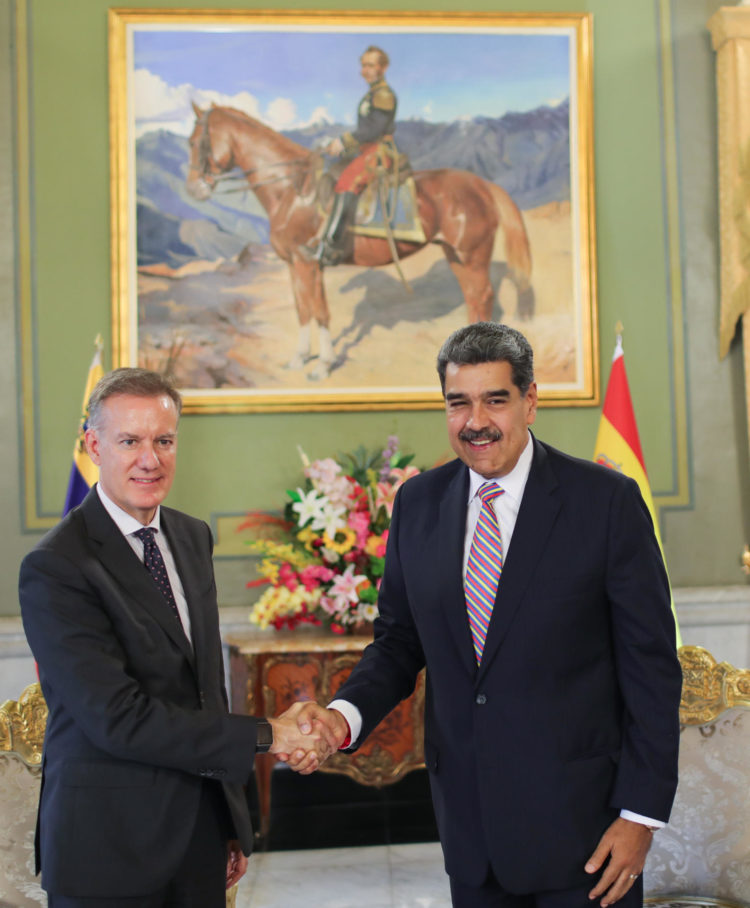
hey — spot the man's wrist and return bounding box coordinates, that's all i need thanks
[328,699,362,747]
[255,718,273,753]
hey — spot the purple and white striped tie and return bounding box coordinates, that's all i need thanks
[465,482,504,663]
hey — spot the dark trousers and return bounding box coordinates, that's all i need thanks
[450,869,644,908]
[48,781,231,908]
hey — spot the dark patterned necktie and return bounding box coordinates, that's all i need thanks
[133,527,182,627]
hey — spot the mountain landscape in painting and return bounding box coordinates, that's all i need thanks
[136,100,570,269]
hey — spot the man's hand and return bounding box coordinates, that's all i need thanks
[225,839,247,890]
[585,817,654,906]
[272,701,350,774]
[268,702,347,774]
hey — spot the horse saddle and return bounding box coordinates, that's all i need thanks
[312,144,425,245]
[350,173,426,243]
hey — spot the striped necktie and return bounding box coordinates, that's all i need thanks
[465,482,504,663]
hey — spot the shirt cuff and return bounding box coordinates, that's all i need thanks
[328,699,362,748]
[619,809,665,829]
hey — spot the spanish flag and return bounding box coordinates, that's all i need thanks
[63,338,104,515]
[593,336,681,645]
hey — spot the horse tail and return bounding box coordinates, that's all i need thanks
[487,182,534,320]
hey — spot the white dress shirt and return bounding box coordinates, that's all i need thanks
[462,430,534,577]
[96,484,193,645]
[330,435,662,829]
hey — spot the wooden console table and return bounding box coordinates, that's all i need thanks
[225,629,425,839]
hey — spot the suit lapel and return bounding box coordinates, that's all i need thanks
[477,438,561,682]
[81,491,196,668]
[160,509,205,677]
[437,464,477,679]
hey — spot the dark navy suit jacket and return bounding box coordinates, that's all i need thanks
[19,488,256,898]
[335,436,682,893]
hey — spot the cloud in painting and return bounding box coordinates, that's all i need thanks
[134,69,336,137]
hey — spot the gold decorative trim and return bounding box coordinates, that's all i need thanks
[261,653,323,717]
[319,655,425,788]
[678,645,750,727]
[0,682,47,765]
[109,8,599,412]
[645,897,748,908]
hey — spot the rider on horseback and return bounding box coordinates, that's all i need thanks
[310,45,398,266]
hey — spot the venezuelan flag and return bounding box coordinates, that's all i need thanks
[593,335,681,645]
[63,338,104,515]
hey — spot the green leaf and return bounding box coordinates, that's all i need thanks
[370,556,386,577]
[359,585,379,603]
[391,453,415,469]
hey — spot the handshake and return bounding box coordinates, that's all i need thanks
[267,702,350,775]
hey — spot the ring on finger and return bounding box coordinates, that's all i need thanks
[629,873,640,880]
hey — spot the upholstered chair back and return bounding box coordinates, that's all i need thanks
[0,682,241,907]
[0,682,47,906]
[644,646,750,908]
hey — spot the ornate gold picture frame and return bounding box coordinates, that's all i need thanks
[109,9,597,413]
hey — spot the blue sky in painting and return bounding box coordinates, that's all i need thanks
[132,27,571,137]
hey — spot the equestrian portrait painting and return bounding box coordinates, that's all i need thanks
[110,10,597,412]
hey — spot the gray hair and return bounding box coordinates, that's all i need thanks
[436,323,534,395]
[87,368,182,431]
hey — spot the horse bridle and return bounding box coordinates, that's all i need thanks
[194,109,313,195]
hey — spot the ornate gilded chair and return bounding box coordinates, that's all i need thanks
[0,683,240,907]
[0,682,47,906]
[644,645,750,908]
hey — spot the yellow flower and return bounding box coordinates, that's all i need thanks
[248,584,325,630]
[297,526,320,552]
[254,538,313,570]
[249,586,301,629]
[365,533,387,556]
[322,526,357,554]
[258,558,279,584]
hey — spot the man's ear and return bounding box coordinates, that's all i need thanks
[526,382,539,425]
[84,428,102,466]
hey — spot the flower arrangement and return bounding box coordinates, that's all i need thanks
[244,437,420,634]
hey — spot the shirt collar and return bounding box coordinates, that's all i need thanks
[467,431,534,504]
[95,483,161,536]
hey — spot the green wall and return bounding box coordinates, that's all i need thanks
[2,0,748,614]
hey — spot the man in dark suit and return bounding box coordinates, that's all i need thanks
[19,368,332,908]
[297,323,682,908]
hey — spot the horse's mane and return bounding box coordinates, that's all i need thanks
[209,104,311,159]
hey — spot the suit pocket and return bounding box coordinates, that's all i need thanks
[63,760,157,788]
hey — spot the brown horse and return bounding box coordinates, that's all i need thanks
[186,103,534,378]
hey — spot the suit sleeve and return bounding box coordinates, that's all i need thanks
[334,486,425,745]
[605,477,682,821]
[20,545,257,784]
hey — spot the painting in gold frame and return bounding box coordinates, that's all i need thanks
[109,8,597,413]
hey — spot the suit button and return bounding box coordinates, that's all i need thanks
[475,693,487,705]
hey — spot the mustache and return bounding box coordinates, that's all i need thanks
[459,428,502,443]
